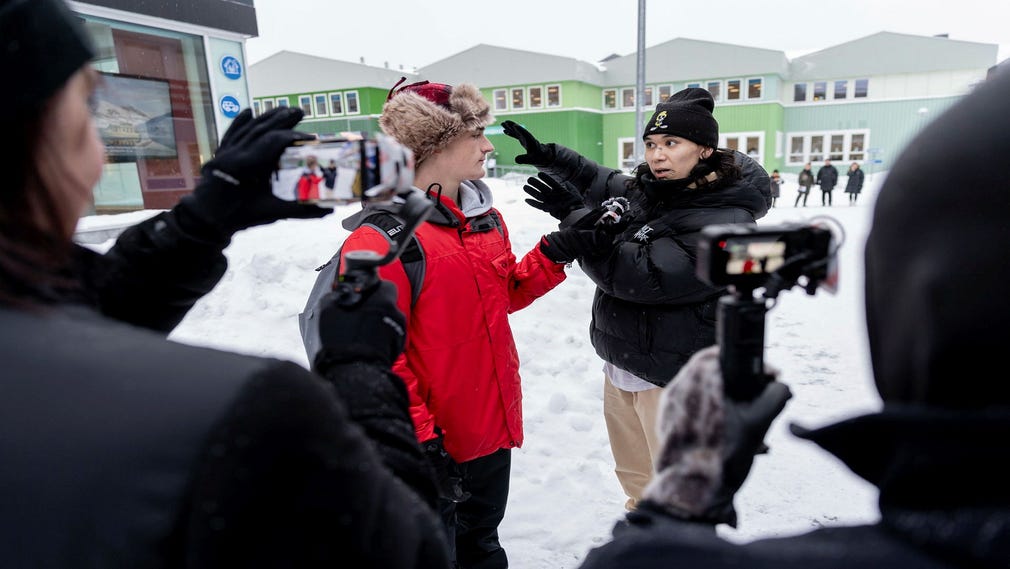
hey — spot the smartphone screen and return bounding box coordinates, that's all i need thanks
[271,137,378,206]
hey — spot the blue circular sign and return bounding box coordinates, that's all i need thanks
[220,56,242,80]
[220,95,241,118]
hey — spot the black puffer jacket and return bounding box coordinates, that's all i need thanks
[0,209,450,568]
[541,147,770,386]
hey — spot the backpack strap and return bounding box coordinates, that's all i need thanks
[358,211,425,307]
[297,211,425,364]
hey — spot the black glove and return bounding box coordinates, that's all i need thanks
[176,107,331,241]
[642,346,791,527]
[540,227,613,264]
[501,120,555,166]
[310,279,407,371]
[422,433,471,503]
[523,171,582,221]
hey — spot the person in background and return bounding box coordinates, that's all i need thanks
[845,161,864,205]
[795,162,814,207]
[0,1,450,566]
[577,64,1010,569]
[321,157,338,199]
[334,78,567,569]
[769,169,782,207]
[816,158,838,206]
[296,154,323,201]
[501,87,770,513]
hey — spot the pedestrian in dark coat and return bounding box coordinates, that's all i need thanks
[576,63,1010,569]
[845,161,865,204]
[769,169,782,207]
[795,162,814,206]
[0,2,450,566]
[502,87,770,512]
[816,159,839,206]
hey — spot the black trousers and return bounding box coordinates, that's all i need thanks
[821,188,834,206]
[439,448,512,569]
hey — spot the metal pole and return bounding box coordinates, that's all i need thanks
[634,0,646,164]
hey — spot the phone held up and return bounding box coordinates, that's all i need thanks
[271,132,415,207]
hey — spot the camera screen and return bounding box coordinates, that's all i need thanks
[271,138,377,205]
[723,237,787,275]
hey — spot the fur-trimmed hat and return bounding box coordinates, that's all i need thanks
[379,78,493,165]
[643,87,719,148]
[0,0,95,120]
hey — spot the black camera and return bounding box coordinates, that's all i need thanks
[695,220,841,401]
[696,222,837,295]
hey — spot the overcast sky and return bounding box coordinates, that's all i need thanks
[246,0,1010,70]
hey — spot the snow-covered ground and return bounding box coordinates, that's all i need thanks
[82,170,885,568]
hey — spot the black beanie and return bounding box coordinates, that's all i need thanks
[643,87,719,148]
[0,0,95,120]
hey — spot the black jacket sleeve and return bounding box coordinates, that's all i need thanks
[75,208,231,334]
[184,361,450,569]
[539,143,634,206]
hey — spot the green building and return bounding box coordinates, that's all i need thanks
[250,32,997,178]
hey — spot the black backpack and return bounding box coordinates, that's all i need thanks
[298,211,425,363]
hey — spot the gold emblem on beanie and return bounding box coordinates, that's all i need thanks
[651,110,668,131]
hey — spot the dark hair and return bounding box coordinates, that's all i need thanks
[0,100,78,309]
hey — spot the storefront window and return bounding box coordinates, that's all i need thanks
[82,15,218,212]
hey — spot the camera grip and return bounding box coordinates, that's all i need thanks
[716,296,771,401]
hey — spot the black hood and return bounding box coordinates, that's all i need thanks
[863,67,1010,409]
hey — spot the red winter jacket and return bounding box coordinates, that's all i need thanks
[339,181,566,462]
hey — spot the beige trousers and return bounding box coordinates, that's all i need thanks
[602,375,664,511]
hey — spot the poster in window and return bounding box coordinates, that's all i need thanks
[92,72,177,162]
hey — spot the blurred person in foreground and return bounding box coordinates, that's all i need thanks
[577,65,1010,568]
[501,88,770,512]
[0,0,449,566]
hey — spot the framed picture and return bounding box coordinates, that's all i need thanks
[93,72,178,162]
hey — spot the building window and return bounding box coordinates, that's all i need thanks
[253,99,261,116]
[299,95,312,116]
[603,89,617,109]
[747,78,762,99]
[493,89,507,111]
[345,91,359,114]
[509,87,523,110]
[263,99,275,112]
[686,81,701,89]
[726,79,741,101]
[707,81,721,102]
[642,86,653,107]
[854,78,869,98]
[810,135,824,162]
[546,84,560,107]
[329,92,343,115]
[850,133,866,161]
[789,136,805,163]
[276,98,289,108]
[834,80,847,100]
[314,94,328,116]
[621,87,635,108]
[813,82,827,101]
[793,83,807,102]
[829,135,845,161]
[787,130,871,165]
[529,86,543,108]
[658,85,672,102]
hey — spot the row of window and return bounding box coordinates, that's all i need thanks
[252,90,361,118]
[787,130,869,165]
[605,77,765,110]
[794,79,869,102]
[492,85,562,111]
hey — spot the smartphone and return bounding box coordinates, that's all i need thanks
[271,135,379,207]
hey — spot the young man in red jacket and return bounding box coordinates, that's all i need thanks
[335,79,567,568]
